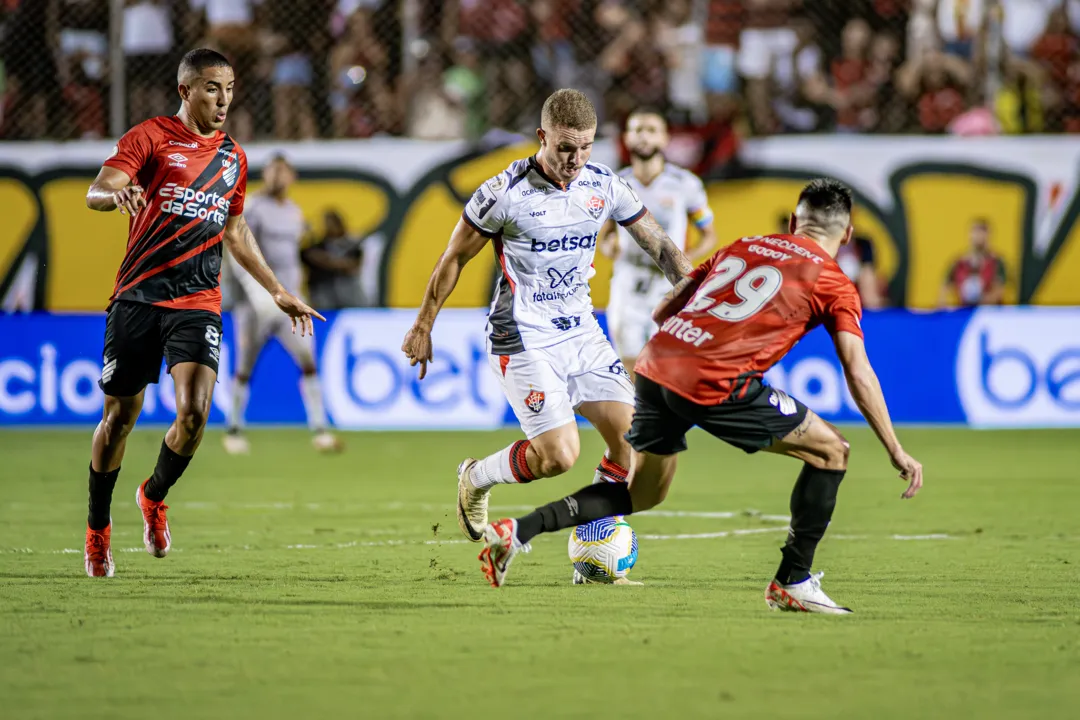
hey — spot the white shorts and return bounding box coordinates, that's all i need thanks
[489,324,634,439]
[232,273,314,376]
[608,266,669,359]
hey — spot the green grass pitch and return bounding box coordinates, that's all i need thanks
[1,427,1079,719]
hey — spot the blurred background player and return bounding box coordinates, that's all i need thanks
[401,89,691,546]
[222,154,343,455]
[480,180,923,611]
[83,49,322,578]
[600,108,717,375]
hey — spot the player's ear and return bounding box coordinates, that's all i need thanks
[536,127,546,146]
[788,213,797,234]
[843,224,855,245]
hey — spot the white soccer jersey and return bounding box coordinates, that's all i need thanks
[232,193,306,295]
[463,157,646,354]
[612,163,712,271]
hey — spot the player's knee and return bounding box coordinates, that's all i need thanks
[175,401,209,436]
[100,400,139,444]
[821,430,850,471]
[628,481,665,512]
[535,444,578,477]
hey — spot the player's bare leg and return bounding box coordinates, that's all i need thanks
[85,391,145,577]
[286,334,342,454]
[577,400,633,485]
[761,410,853,614]
[457,422,580,541]
[136,362,216,558]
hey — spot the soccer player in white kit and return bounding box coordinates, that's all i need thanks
[601,108,717,375]
[401,89,692,543]
[222,155,343,455]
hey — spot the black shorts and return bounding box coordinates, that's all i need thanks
[625,374,809,456]
[99,301,222,397]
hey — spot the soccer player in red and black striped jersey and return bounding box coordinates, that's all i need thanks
[82,49,323,578]
[480,180,925,612]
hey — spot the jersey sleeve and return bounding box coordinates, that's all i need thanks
[685,173,713,229]
[612,174,647,226]
[229,150,248,216]
[462,172,510,238]
[815,265,864,339]
[103,123,155,180]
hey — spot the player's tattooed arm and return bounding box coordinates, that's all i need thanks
[86,166,146,216]
[225,214,325,335]
[403,218,490,379]
[625,211,694,285]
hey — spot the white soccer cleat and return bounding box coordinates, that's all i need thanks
[456,458,489,542]
[312,430,345,454]
[222,430,250,455]
[765,572,852,614]
[478,518,529,588]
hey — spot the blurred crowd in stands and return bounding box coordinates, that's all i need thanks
[2,0,1078,161]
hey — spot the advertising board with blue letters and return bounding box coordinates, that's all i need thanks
[1,307,1077,429]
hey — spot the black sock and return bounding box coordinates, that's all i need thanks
[516,482,634,545]
[87,465,121,530]
[775,464,845,585]
[143,440,192,502]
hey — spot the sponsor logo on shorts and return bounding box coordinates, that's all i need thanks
[525,389,545,413]
[100,357,116,384]
[769,390,798,416]
[609,360,630,381]
[586,196,605,220]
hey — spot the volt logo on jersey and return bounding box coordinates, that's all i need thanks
[587,196,605,219]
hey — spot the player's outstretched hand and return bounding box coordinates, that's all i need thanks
[114,185,147,216]
[889,448,923,499]
[273,290,326,337]
[401,325,433,380]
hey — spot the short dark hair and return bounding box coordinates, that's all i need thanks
[268,152,293,169]
[797,178,853,218]
[177,48,232,84]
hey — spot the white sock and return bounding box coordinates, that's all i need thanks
[229,380,250,432]
[300,374,328,432]
[469,440,535,490]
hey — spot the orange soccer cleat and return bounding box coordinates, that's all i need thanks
[84,524,115,578]
[136,480,171,558]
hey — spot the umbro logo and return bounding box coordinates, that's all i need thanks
[168,153,188,163]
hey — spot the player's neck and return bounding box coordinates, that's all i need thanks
[792,226,841,258]
[631,156,665,186]
[175,108,219,139]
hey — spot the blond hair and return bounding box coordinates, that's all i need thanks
[541,89,597,131]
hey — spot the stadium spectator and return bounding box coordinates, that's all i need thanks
[939,218,1008,308]
[328,2,396,137]
[832,18,873,132]
[1,0,63,139]
[936,0,984,60]
[862,31,906,132]
[123,0,177,126]
[188,0,262,139]
[897,50,973,133]
[998,0,1060,57]
[301,210,364,309]
[769,12,840,134]
[655,0,707,122]
[994,53,1048,134]
[739,0,801,134]
[837,234,885,309]
[702,0,742,112]
[265,0,334,140]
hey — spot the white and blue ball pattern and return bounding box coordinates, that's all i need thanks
[568,516,638,583]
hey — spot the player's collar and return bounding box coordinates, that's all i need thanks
[528,155,569,191]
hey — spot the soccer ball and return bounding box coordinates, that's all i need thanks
[568,516,638,583]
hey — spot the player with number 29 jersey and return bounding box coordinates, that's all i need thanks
[636,233,862,404]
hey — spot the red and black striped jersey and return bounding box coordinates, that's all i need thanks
[636,234,863,404]
[103,115,248,314]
